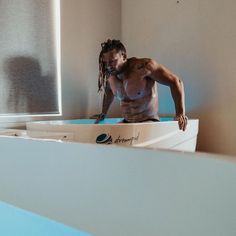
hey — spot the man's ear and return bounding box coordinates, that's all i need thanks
[122,52,127,60]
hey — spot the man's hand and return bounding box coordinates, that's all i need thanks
[175,114,188,131]
[90,113,106,124]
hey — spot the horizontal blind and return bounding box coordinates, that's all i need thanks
[0,0,60,116]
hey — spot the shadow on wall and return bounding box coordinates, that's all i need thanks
[4,56,58,114]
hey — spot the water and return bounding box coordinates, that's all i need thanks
[50,117,174,125]
[61,118,123,125]
[160,117,175,122]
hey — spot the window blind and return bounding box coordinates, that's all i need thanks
[0,0,61,116]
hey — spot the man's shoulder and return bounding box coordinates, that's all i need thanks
[128,57,152,63]
[128,57,158,66]
[127,57,158,71]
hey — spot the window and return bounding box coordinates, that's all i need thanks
[0,0,61,118]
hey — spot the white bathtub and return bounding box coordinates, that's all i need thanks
[26,117,199,152]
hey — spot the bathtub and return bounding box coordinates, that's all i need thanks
[26,117,199,152]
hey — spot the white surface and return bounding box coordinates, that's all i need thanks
[0,137,236,236]
[26,119,199,152]
[0,129,74,142]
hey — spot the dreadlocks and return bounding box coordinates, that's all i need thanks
[98,39,126,92]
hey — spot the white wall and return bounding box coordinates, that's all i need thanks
[61,0,121,119]
[121,0,236,156]
[1,137,236,236]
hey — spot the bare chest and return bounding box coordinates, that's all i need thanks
[108,72,150,100]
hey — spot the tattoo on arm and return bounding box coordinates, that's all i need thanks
[137,61,149,70]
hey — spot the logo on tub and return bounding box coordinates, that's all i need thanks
[96,132,140,145]
[96,133,113,144]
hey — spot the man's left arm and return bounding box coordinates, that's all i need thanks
[142,59,188,131]
[169,76,188,131]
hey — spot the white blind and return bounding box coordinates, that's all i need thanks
[0,0,60,116]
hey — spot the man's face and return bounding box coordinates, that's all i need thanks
[102,49,126,76]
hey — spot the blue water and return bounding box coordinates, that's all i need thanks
[56,117,174,125]
[160,117,175,122]
[63,118,123,124]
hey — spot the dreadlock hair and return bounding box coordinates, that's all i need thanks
[98,39,126,92]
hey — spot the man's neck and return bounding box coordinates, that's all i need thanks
[117,60,128,78]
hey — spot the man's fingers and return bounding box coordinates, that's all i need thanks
[178,115,188,131]
[94,117,102,124]
[94,113,106,124]
[183,116,188,131]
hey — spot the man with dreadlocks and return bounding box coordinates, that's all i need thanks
[95,39,187,131]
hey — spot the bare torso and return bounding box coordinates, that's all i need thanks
[107,58,159,122]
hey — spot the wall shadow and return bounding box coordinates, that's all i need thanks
[4,56,58,114]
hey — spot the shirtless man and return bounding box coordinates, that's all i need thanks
[95,39,187,131]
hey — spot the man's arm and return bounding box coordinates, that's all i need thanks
[140,58,188,131]
[94,84,114,124]
[168,75,187,131]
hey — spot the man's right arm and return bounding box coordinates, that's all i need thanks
[95,85,114,124]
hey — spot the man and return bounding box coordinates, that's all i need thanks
[94,39,187,131]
